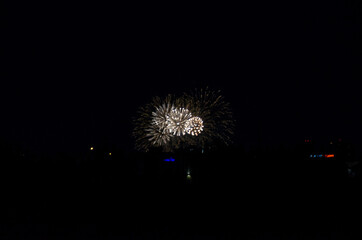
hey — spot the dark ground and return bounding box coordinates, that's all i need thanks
[1,146,361,239]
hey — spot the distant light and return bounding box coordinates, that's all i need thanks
[330,141,333,145]
[90,147,94,151]
[164,157,175,162]
[109,152,112,156]
[310,154,332,158]
[186,169,192,182]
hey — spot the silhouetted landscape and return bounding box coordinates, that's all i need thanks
[1,137,361,238]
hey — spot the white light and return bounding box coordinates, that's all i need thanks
[166,107,192,136]
[185,117,204,136]
[149,106,204,147]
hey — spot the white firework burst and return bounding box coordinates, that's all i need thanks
[166,107,193,136]
[152,103,173,129]
[133,88,234,152]
[185,117,204,136]
[148,103,174,146]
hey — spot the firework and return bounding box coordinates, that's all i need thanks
[181,87,234,148]
[133,88,234,152]
[133,95,174,151]
[166,107,193,136]
[185,117,204,136]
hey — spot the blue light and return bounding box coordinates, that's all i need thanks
[309,154,325,158]
[164,157,175,162]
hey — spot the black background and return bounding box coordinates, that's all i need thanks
[2,1,362,155]
[1,1,362,238]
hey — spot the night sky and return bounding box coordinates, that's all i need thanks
[2,1,362,155]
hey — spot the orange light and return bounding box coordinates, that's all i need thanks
[325,154,334,158]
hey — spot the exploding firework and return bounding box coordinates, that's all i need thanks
[166,107,193,136]
[185,117,204,136]
[147,103,173,146]
[133,95,174,151]
[133,88,234,152]
[181,88,234,148]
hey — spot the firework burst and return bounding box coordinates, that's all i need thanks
[133,88,234,152]
[185,117,204,136]
[166,107,193,136]
[181,87,234,148]
[133,95,174,151]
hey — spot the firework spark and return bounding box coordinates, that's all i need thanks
[133,88,234,152]
[181,87,234,148]
[185,117,204,136]
[133,95,174,151]
[166,107,193,136]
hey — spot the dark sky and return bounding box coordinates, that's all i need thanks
[2,1,362,155]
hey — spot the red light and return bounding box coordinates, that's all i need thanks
[325,154,334,158]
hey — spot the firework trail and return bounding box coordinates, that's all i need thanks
[133,88,234,152]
